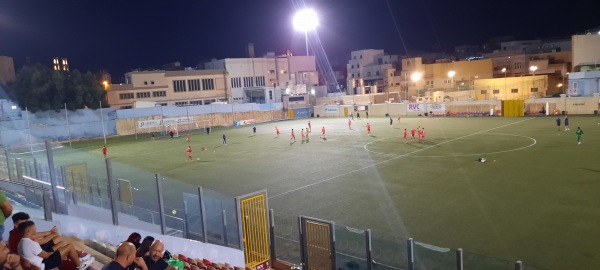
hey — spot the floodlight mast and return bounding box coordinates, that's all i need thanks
[293,9,318,56]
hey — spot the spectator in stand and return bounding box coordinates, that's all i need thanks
[102,242,147,270]
[143,240,175,270]
[125,233,142,249]
[135,236,154,258]
[0,189,13,241]
[17,221,94,270]
[0,241,23,270]
[8,212,90,263]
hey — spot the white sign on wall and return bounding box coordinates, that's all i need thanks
[407,103,425,112]
[138,117,194,128]
[426,103,446,112]
[324,106,338,114]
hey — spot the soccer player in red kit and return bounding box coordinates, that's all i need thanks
[410,128,416,142]
[291,129,296,141]
[348,119,352,129]
[421,128,426,142]
[276,127,280,137]
[301,129,306,141]
[321,126,326,138]
[102,146,107,158]
[308,121,312,131]
[403,129,408,143]
[366,123,371,135]
[187,133,191,143]
[186,146,192,161]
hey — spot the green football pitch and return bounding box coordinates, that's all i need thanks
[38,115,600,269]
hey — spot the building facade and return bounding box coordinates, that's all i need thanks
[204,54,318,104]
[568,34,600,96]
[0,56,16,84]
[107,70,229,109]
[346,49,399,95]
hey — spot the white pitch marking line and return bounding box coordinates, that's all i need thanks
[269,118,534,199]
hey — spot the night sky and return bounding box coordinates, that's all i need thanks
[1,0,599,81]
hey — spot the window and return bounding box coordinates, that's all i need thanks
[289,96,305,102]
[367,72,371,76]
[188,79,201,91]
[243,77,253,87]
[481,90,487,94]
[136,92,151,98]
[358,73,361,77]
[120,105,133,109]
[255,76,265,86]
[360,55,362,59]
[353,56,356,60]
[151,81,154,85]
[231,77,241,88]
[376,71,380,76]
[269,90,273,100]
[511,88,518,93]
[268,70,275,74]
[530,88,539,92]
[202,78,215,90]
[351,74,355,78]
[144,81,148,85]
[119,93,134,99]
[158,103,167,106]
[152,91,166,97]
[357,64,360,68]
[514,62,522,69]
[280,70,287,74]
[351,65,354,69]
[175,101,188,106]
[190,100,203,105]
[173,80,186,92]
[493,89,500,94]
[378,58,382,65]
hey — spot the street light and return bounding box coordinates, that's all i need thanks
[293,9,319,56]
[447,70,456,91]
[529,65,538,76]
[501,68,507,100]
[411,72,423,99]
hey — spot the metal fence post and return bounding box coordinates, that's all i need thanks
[269,209,277,262]
[222,209,228,246]
[33,158,39,179]
[15,158,23,182]
[456,248,463,270]
[42,192,53,221]
[197,187,208,243]
[183,201,189,239]
[365,229,373,270]
[105,158,119,226]
[299,216,306,270]
[407,238,414,270]
[4,149,13,181]
[330,221,337,270]
[155,173,166,235]
[515,261,522,270]
[45,140,66,214]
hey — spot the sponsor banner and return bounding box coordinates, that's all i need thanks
[138,117,193,128]
[407,103,425,112]
[427,103,446,112]
[234,119,256,126]
[294,108,310,118]
[324,106,338,114]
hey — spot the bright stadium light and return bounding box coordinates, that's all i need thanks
[293,9,318,56]
[447,70,456,78]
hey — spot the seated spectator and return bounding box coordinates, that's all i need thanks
[143,241,175,270]
[125,233,142,249]
[135,237,154,258]
[102,242,147,270]
[17,221,94,270]
[8,212,90,262]
[0,241,23,270]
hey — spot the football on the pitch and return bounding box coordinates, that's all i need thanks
[196,158,200,161]
[479,158,486,163]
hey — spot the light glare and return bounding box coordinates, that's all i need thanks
[411,72,423,82]
[293,9,318,32]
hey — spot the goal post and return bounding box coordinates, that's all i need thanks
[167,120,212,137]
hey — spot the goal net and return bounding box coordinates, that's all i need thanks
[166,120,212,137]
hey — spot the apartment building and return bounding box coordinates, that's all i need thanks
[346,49,399,95]
[205,53,318,104]
[106,69,228,109]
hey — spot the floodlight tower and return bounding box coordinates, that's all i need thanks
[293,9,319,56]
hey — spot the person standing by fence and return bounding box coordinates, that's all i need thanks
[102,146,107,158]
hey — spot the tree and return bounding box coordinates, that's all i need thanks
[8,63,107,112]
